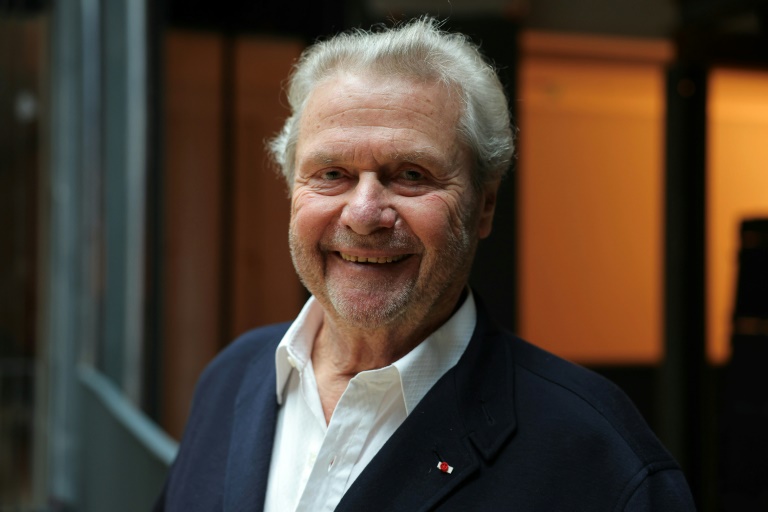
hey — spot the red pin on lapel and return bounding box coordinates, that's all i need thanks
[437,461,454,474]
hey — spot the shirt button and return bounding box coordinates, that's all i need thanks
[287,355,298,368]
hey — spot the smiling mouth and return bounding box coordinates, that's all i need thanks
[339,252,408,264]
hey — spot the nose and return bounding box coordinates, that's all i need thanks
[339,172,396,235]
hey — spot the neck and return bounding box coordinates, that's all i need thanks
[310,288,467,423]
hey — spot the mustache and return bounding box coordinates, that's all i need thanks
[321,228,421,253]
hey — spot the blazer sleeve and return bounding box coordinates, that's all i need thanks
[621,467,697,512]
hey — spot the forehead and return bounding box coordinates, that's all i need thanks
[295,72,465,167]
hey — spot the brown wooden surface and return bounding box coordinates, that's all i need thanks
[162,32,306,438]
[520,30,674,64]
[162,31,224,438]
[230,37,305,340]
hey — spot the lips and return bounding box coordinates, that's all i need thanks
[339,252,408,264]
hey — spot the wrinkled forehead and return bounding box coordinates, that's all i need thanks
[305,72,458,119]
[295,72,466,164]
[301,63,463,113]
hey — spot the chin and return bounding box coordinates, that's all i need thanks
[326,286,413,328]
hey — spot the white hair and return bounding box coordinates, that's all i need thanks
[268,17,515,187]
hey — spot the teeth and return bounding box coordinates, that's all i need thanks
[340,253,406,264]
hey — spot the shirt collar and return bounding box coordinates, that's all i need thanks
[275,297,324,404]
[392,290,476,413]
[274,291,477,411]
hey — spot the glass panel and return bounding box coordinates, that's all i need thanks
[707,67,768,364]
[518,33,667,365]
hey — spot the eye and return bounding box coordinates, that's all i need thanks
[400,168,424,182]
[321,169,344,181]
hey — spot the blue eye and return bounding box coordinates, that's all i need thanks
[401,169,423,181]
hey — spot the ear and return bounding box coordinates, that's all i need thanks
[477,178,500,239]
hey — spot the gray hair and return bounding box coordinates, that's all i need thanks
[268,17,515,187]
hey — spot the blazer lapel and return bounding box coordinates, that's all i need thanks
[223,340,281,512]
[335,364,481,512]
[336,303,518,511]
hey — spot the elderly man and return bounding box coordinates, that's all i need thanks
[155,18,695,511]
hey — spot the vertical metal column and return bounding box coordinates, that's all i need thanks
[37,0,84,508]
[661,64,708,507]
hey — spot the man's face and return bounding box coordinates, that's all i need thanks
[289,72,497,329]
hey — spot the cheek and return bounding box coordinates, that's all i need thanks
[402,195,466,248]
[290,191,342,239]
[414,193,476,241]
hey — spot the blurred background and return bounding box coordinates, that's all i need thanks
[1,0,767,510]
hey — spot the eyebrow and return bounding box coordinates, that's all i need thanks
[306,151,336,166]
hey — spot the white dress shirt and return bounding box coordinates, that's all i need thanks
[263,291,477,512]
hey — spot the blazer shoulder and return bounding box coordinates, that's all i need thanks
[195,322,290,393]
[509,335,674,467]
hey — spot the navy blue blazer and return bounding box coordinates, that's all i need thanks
[156,302,696,511]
